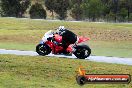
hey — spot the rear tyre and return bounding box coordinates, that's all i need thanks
[36,44,51,56]
[74,45,91,59]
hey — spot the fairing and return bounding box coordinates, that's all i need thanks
[42,30,54,42]
[77,36,90,44]
[40,31,90,54]
[54,34,62,43]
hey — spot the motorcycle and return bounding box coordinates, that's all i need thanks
[36,30,91,59]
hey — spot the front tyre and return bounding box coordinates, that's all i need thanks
[36,44,51,56]
[74,45,91,59]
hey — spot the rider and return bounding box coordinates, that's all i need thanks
[55,26,77,52]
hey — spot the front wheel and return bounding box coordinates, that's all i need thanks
[73,45,91,59]
[36,44,51,56]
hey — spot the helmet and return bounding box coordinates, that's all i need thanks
[56,26,66,35]
[57,26,65,31]
[59,26,64,29]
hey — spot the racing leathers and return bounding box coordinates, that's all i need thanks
[55,28,77,52]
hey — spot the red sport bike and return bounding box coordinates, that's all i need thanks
[36,30,91,59]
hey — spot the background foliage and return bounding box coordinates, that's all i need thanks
[0,0,132,22]
[29,3,46,19]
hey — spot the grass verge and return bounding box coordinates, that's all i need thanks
[0,54,132,88]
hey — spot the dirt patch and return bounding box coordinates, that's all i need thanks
[75,29,132,41]
[0,29,132,43]
[0,34,41,43]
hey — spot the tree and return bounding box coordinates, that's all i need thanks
[118,8,128,21]
[45,0,70,20]
[82,0,104,21]
[126,0,132,22]
[70,4,83,20]
[29,3,47,19]
[45,0,55,19]
[0,0,30,17]
[105,11,116,21]
[70,0,83,20]
[54,0,70,20]
[129,13,132,21]
[20,0,31,17]
[110,0,119,22]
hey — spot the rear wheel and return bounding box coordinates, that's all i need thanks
[74,45,91,59]
[36,44,51,56]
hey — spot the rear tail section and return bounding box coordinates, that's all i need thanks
[77,36,90,44]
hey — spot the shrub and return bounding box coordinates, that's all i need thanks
[29,3,46,19]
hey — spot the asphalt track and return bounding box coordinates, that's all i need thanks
[0,49,132,65]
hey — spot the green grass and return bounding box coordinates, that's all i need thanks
[0,55,132,88]
[0,17,132,58]
[0,17,132,30]
[0,42,35,51]
[89,41,132,58]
